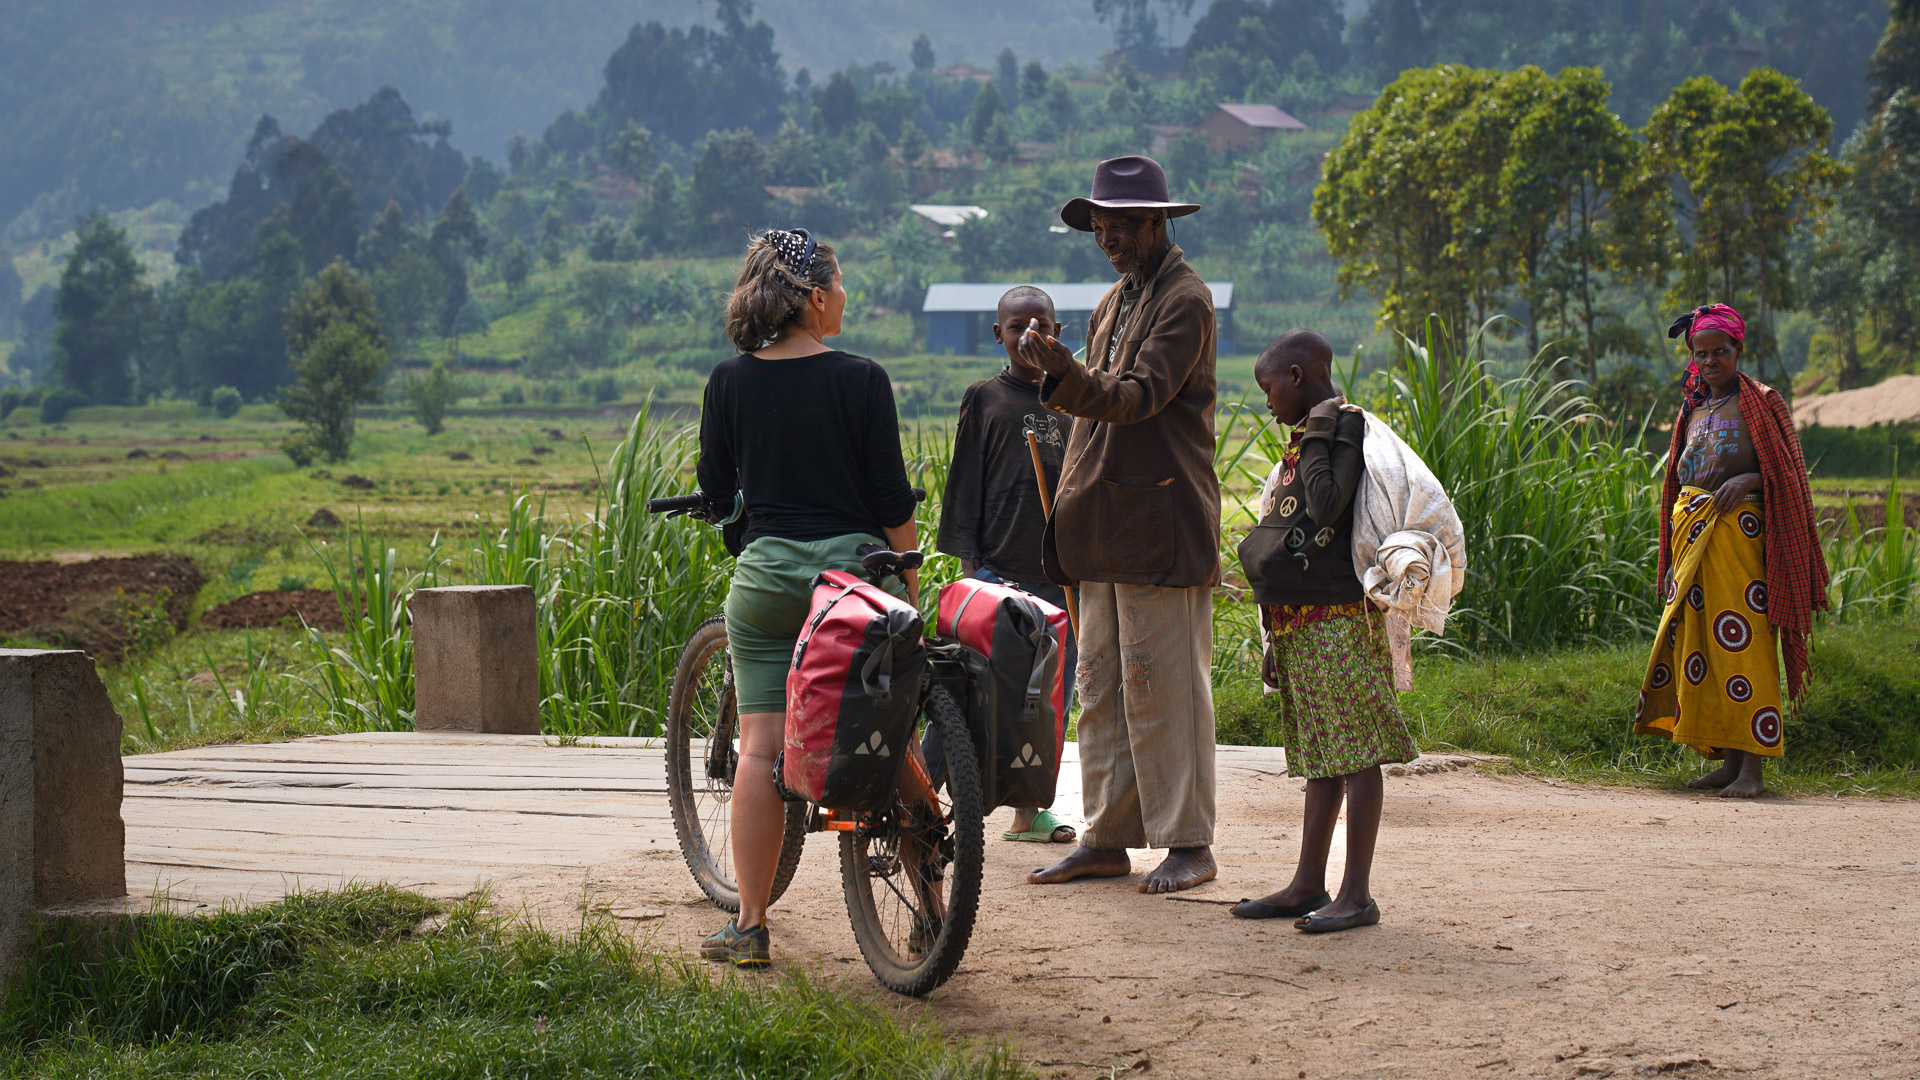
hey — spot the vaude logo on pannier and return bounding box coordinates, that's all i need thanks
[784,570,926,811]
[934,578,1068,809]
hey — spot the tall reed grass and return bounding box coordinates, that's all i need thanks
[1373,319,1663,652]
[1825,458,1920,620]
[303,406,731,736]
[466,406,732,735]
[289,346,1918,742]
[1211,317,1664,665]
[301,523,441,731]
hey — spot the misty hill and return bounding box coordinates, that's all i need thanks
[0,0,1891,250]
[0,0,1108,239]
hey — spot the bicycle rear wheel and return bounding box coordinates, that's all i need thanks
[839,683,984,996]
[665,616,806,913]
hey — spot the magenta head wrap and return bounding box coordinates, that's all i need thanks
[1671,303,1744,345]
[1668,303,1746,405]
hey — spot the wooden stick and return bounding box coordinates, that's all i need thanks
[1024,429,1079,637]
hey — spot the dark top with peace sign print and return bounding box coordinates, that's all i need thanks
[1237,409,1367,607]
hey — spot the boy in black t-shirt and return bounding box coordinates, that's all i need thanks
[937,286,1078,844]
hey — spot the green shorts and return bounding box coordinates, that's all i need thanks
[724,533,907,713]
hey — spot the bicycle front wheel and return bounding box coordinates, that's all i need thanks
[665,616,806,913]
[839,683,984,996]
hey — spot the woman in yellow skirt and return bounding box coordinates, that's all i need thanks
[1634,304,1828,797]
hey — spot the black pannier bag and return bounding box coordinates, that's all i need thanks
[934,578,1069,809]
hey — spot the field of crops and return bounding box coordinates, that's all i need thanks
[3,331,1917,791]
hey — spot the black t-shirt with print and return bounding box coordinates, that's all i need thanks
[937,369,1064,584]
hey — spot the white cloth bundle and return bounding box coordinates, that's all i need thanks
[1253,407,1466,692]
[1346,406,1466,689]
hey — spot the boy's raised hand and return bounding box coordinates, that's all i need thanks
[1015,317,1076,376]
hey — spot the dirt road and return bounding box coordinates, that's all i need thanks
[119,737,1916,1080]
[505,764,1919,1080]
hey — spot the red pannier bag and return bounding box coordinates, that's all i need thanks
[935,578,1069,809]
[781,570,928,811]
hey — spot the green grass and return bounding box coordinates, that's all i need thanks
[0,456,295,551]
[1215,611,1920,797]
[0,889,1025,1079]
[112,627,335,755]
[10,398,1919,791]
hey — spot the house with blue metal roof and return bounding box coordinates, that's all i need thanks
[922,281,1235,356]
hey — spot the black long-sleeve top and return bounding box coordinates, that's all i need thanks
[696,350,917,547]
[1237,410,1367,606]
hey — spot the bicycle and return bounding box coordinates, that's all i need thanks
[646,492,984,997]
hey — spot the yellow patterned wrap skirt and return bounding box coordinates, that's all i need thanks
[1634,486,1785,758]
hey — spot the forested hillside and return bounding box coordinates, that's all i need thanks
[2,0,1910,418]
[0,0,1891,244]
[0,0,1108,239]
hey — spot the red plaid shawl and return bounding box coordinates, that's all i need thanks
[1658,374,1829,698]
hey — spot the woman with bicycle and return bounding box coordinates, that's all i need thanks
[695,228,920,968]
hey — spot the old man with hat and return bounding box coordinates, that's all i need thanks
[1016,154,1221,894]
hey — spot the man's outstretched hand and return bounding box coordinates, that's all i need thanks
[1016,317,1077,376]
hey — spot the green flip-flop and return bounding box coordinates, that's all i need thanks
[1003,809,1077,843]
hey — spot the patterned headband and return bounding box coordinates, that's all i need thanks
[767,228,816,277]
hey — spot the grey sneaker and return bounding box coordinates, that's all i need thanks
[699,918,771,969]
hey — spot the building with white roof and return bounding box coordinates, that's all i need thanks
[908,205,989,238]
[922,281,1235,356]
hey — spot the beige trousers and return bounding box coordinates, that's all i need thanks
[1074,581,1216,849]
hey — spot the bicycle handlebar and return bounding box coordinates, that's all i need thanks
[645,494,708,515]
[647,488,926,519]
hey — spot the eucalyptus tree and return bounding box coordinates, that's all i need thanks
[1497,66,1643,374]
[52,213,153,405]
[281,262,391,463]
[1642,68,1843,382]
[1443,65,1553,347]
[1800,0,1920,388]
[1314,64,1501,361]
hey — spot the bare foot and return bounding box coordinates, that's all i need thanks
[1687,761,1740,790]
[1028,845,1131,884]
[1717,750,1766,798]
[1141,847,1216,894]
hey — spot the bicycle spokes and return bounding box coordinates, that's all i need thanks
[857,789,954,957]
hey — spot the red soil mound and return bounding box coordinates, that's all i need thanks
[201,589,348,632]
[0,555,204,659]
[1814,493,1920,530]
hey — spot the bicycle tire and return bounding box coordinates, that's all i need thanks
[838,683,984,996]
[665,615,806,913]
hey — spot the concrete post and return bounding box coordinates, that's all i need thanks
[408,585,540,734]
[1,649,128,972]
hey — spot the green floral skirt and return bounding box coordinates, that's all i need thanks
[1263,606,1416,780]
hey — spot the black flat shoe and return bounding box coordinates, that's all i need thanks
[1294,900,1380,934]
[1230,891,1332,920]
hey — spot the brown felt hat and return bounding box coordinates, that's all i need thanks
[1060,155,1202,232]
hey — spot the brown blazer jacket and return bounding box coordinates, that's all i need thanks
[1040,245,1221,588]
